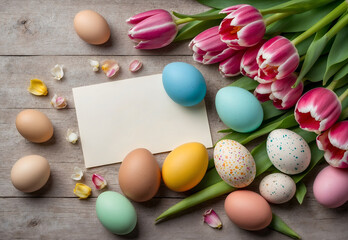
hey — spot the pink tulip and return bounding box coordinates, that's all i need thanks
[126,9,177,49]
[240,40,265,79]
[254,74,303,110]
[295,88,341,133]
[189,26,237,64]
[256,36,299,83]
[219,50,245,77]
[219,4,265,50]
[317,121,348,168]
[254,82,272,102]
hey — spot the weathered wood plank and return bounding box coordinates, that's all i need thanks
[0,0,209,56]
[0,190,347,240]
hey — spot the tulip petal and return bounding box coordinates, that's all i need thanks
[203,209,223,229]
[254,82,272,102]
[241,41,265,79]
[126,9,168,24]
[219,50,244,77]
[92,174,107,190]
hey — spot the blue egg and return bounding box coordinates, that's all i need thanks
[215,86,263,133]
[162,62,207,107]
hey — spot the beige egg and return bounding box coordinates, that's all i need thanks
[11,155,50,193]
[16,109,54,143]
[74,10,111,45]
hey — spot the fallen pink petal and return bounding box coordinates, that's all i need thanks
[92,174,107,190]
[101,60,120,78]
[203,209,222,229]
[129,60,143,72]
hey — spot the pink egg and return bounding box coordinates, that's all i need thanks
[313,166,348,208]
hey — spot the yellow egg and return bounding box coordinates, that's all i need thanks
[162,142,208,192]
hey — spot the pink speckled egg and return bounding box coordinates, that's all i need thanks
[214,139,256,188]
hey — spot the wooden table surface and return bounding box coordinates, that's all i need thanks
[1,1,347,239]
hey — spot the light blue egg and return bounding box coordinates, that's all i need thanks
[162,62,207,107]
[215,86,263,133]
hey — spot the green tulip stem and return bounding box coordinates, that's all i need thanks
[338,88,348,102]
[291,1,347,46]
[175,17,195,25]
[326,12,348,40]
[327,78,341,90]
[264,12,293,26]
[339,107,348,120]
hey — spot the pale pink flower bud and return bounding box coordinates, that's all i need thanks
[219,4,265,50]
[256,36,299,83]
[189,26,238,64]
[295,88,341,133]
[316,121,348,168]
[127,9,177,49]
[240,40,265,80]
[219,50,245,77]
[203,209,222,229]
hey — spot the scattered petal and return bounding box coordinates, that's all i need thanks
[51,64,64,80]
[92,174,107,190]
[89,59,100,72]
[50,94,67,109]
[66,129,79,144]
[101,60,120,78]
[28,79,48,96]
[71,166,84,181]
[129,59,143,72]
[203,209,223,229]
[73,183,92,199]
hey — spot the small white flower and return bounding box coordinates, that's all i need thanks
[89,59,100,72]
[51,64,64,80]
[71,166,84,181]
[66,129,79,144]
[50,94,67,109]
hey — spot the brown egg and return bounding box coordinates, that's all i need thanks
[119,148,161,202]
[224,190,272,231]
[16,109,54,143]
[11,155,50,193]
[74,10,111,45]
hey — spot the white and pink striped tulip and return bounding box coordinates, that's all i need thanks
[317,121,348,168]
[126,9,177,49]
[240,40,265,80]
[189,26,237,64]
[219,50,245,77]
[256,36,299,83]
[254,74,303,110]
[219,4,265,50]
[295,88,341,133]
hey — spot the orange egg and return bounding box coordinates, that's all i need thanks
[119,148,161,202]
[15,109,54,143]
[74,10,110,45]
[224,190,272,231]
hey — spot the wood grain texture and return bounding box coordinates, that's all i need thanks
[0,0,347,239]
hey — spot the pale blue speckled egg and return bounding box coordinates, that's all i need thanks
[266,129,311,175]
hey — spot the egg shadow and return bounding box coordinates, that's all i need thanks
[114,223,139,239]
[25,173,54,197]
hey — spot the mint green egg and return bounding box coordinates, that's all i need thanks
[96,191,137,235]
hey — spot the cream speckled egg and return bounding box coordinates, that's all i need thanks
[259,173,296,204]
[267,129,311,175]
[214,139,256,188]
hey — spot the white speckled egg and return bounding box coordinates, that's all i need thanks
[259,173,296,204]
[214,139,256,188]
[267,129,311,175]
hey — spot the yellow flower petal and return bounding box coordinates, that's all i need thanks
[28,79,48,96]
[73,183,92,199]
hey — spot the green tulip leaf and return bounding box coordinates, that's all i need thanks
[295,181,307,204]
[268,214,301,239]
[266,2,339,34]
[196,0,286,9]
[292,128,317,143]
[262,100,286,121]
[192,167,221,192]
[296,25,331,85]
[333,63,348,81]
[260,0,333,15]
[174,19,221,41]
[220,112,297,145]
[173,9,225,20]
[229,76,259,90]
[305,55,328,82]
